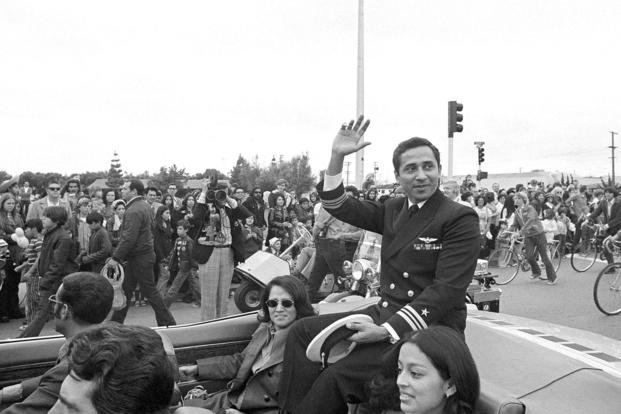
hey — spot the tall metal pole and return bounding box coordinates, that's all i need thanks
[610,131,618,185]
[355,0,365,188]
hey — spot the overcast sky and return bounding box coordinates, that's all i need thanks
[1,1,620,184]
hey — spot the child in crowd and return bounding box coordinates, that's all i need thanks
[164,220,199,308]
[77,211,112,273]
[556,207,571,255]
[14,219,44,330]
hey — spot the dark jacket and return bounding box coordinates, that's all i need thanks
[168,236,198,273]
[193,201,252,265]
[242,197,267,228]
[37,226,78,293]
[511,205,544,237]
[153,206,174,263]
[3,354,68,414]
[112,196,154,262]
[318,183,480,336]
[81,226,112,273]
[590,198,621,235]
[192,323,288,414]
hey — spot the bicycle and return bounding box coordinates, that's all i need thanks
[487,232,561,285]
[593,237,621,315]
[570,222,607,272]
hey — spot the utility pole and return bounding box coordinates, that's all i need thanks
[345,162,352,186]
[610,131,618,185]
[354,0,365,188]
[373,162,379,183]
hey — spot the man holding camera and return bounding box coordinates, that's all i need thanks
[194,179,251,321]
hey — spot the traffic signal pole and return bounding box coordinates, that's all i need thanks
[610,131,618,186]
[447,101,463,179]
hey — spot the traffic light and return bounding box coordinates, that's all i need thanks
[478,147,485,164]
[448,101,464,136]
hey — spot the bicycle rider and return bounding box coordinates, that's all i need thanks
[587,187,621,271]
[510,192,558,285]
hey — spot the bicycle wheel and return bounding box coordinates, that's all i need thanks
[549,244,562,273]
[570,241,598,272]
[594,263,621,315]
[487,248,520,285]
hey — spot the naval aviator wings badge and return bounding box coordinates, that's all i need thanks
[413,237,442,251]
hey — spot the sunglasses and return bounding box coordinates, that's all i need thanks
[266,299,294,308]
[48,187,61,191]
[48,294,66,307]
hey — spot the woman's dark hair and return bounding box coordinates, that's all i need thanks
[473,195,486,207]
[367,326,480,414]
[104,189,118,206]
[366,188,378,201]
[460,191,472,202]
[43,206,69,226]
[154,205,170,230]
[484,192,495,204]
[181,193,196,211]
[258,275,315,323]
[163,194,174,206]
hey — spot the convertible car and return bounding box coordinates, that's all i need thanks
[1,298,620,413]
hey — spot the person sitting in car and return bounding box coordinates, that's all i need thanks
[180,276,315,414]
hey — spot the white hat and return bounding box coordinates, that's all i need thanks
[306,314,374,367]
[268,237,280,246]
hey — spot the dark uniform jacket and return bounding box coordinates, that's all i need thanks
[112,196,154,262]
[319,182,480,336]
[191,323,287,414]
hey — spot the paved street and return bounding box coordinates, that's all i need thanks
[1,261,621,342]
[499,256,621,341]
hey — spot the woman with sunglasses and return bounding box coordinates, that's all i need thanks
[180,275,315,414]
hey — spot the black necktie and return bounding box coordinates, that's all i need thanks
[409,204,419,217]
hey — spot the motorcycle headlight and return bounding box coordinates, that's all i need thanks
[342,260,353,274]
[352,261,364,281]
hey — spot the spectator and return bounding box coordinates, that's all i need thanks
[14,218,44,329]
[294,197,314,226]
[269,179,293,208]
[365,187,378,201]
[267,193,292,250]
[167,183,183,209]
[19,180,33,219]
[77,211,112,273]
[587,186,621,266]
[542,209,559,244]
[0,193,25,323]
[194,180,251,320]
[60,179,82,211]
[242,215,263,259]
[18,206,79,337]
[242,186,268,239]
[177,193,199,239]
[0,272,114,413]
[146,186,163,218]
[556,206,571,255]
[106,179,176,327]
[70,197,92,258]
[89,188,105,215]
[48,324,174,414]
[180,276,315,413]
[101,189,118,222]
[153,205,174,297]
[106,199,125,248]
[26,179,71,221]
[164,220,199,308]
[460,191,474,207]
[363,326,480,414]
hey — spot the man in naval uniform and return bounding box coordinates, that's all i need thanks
[278,116,480,414]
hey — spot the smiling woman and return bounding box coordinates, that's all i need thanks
[364,326,480,414]
[178,275,315,414]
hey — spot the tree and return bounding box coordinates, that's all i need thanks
[152,164,189,188]
[106,152,124,188]
[285,153,315,195]
[76,171,108,188]
[229,155,259,190]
